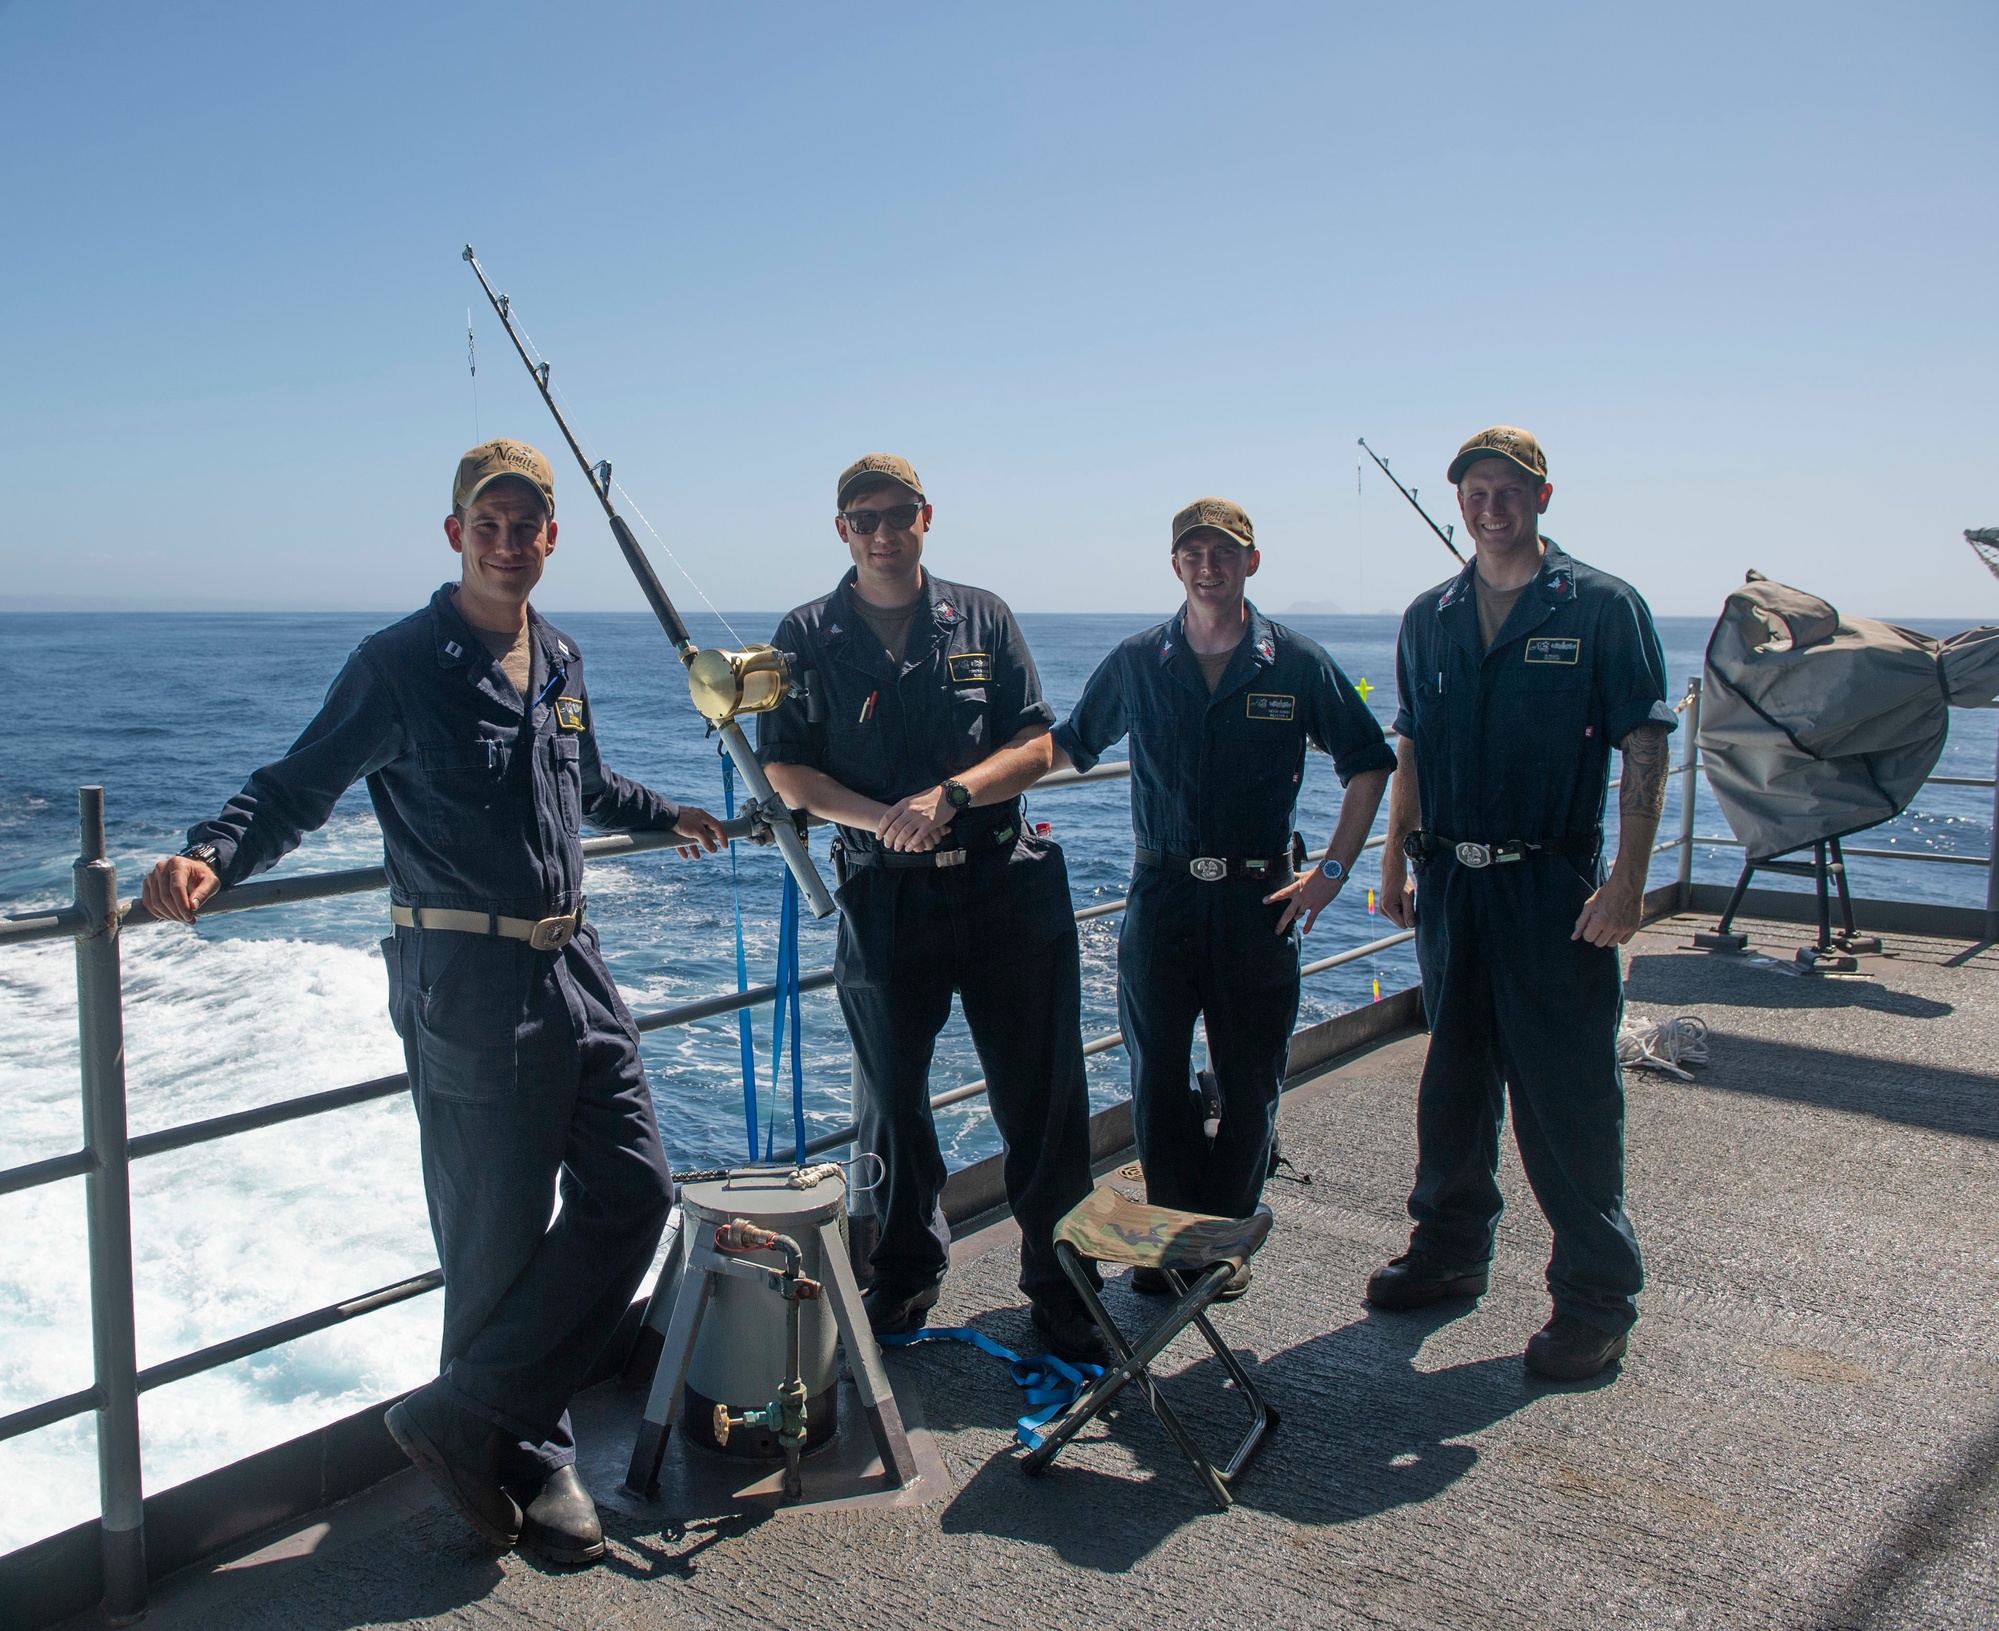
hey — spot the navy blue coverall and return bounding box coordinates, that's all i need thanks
[1054,604,1396,1218]
[757,569,1096,1310]
[187,584,679,1481]
[1394,540,1676,1336]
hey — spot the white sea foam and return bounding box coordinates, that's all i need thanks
[0,928,430,1552]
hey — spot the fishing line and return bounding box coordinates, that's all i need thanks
[504,301,744,647]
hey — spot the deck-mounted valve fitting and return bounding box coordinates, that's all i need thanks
[710,1217,822,1497]
[686,644,792,725]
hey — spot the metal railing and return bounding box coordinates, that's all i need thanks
[0,755,1414,1620]
[11,672,1999,1614]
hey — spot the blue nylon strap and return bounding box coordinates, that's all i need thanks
[765,869,804,1160]
[878,1326,1104,1449]
[722,756,758,1160]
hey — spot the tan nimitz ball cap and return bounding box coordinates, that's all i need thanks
[453,439,556,517]
[1171,497,1256,551]
[1447,426,1547,486]
[837,452,926,509]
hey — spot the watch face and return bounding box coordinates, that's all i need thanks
[946,781,971,808]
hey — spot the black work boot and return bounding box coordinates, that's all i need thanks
[1131,1264,1253,1301]
[518,1465,606,1565]
[864,1281,941,1336]
[1364,1252,1490,1311]
[1525,1314,1629,1380]
[1031,1299,1110,1367]
[384,1385,522,1549]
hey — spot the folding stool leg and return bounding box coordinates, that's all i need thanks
[1184,1306,1279,1481]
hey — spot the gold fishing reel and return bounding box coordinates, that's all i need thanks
[686,644,792,725]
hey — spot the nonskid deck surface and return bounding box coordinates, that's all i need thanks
[98,913,1999,1631]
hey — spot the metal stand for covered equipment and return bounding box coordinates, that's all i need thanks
[1694,836,1881,971]
[625,1186,920,1500]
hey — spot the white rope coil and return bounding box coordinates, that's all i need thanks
[1618,1012,1710,1081]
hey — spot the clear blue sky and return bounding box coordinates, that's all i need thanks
[1,1,1993,622]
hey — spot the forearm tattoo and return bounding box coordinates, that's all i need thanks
[1619,724,1671,826]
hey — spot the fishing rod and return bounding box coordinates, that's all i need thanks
[462,246,836,920]
[1358,437,1465,564]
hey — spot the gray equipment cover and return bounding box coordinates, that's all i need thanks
[1699,574,1999,862]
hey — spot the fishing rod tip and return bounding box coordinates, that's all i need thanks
[461,245,475,261]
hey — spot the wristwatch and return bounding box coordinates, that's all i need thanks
[942,779,972,811]
[179,842,223,878]
[1317,854,1346,885]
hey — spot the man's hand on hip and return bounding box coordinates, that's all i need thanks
[142,856,220,924]
[1573,875,1643,946]
[1265,868,1342,936]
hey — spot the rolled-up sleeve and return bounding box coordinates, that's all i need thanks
[1050,650,1128,776]
[1306,651,1397,785]
[187,648,404,886]
[990,603,1055,740]
[756,613,820,768]
[1598,589,1677,747]
[1392,613,1419,740]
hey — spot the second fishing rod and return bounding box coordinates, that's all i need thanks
[462,246,836,920]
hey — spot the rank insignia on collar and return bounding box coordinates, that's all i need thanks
[1255,639,1274,662]
[937,604,961,625]
[554,696,586,730]
[1438,580,1464,609]
[1159,640,1174,661]
[1547,569,1575,599]
[827,622,844,639]
[443,640,463,659]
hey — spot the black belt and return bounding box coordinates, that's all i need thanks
[836,821,1019,875]
[1135,846,1296,883]
[1405,830,1599,869]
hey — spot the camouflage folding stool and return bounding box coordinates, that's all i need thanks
[1021,1186,1279,1508]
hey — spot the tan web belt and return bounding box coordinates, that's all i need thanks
[390,901,587,951]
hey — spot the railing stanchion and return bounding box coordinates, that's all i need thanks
[1986,728,1999,944]
[1677,677,1702,911]
[74,786,147,1623]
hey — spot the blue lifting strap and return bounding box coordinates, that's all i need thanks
[721,756,760,1159]
[765,868,805,1160]
[878,1326,1104,1450]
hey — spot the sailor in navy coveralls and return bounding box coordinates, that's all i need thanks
[1369,427,1676,1381]
[141,440,726,1563]
[756,453,1105,1366]
[1053,498,1393,1294]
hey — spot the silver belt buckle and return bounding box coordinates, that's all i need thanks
[934,849,969,869]
[1454,842,1492,869]
[1189,856,1228,882]
[529,913,578,951]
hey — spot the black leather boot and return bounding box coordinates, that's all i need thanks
[1364,1252,1490,1311]
[384,1385,521,1549]
[1525,1314,1629,1380]
[519,1465,606,1565]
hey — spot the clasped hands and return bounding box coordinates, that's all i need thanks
[875,784,957,853]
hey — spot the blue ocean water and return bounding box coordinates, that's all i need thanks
[0,604,1991,1548]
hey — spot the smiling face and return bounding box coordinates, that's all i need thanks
[444,477,556,628]
[835,479,931,605]
[1454,457,1551,566]
[1171,528,1259,614]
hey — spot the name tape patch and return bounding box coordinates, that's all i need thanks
[554,696,586,730]
[948,652,994,683]
[1524,637,1581,666]
[1246,693,1297,721]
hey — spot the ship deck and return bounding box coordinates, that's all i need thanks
[84,910,1999,1630]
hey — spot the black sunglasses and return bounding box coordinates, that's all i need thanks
[840,503,924,535]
